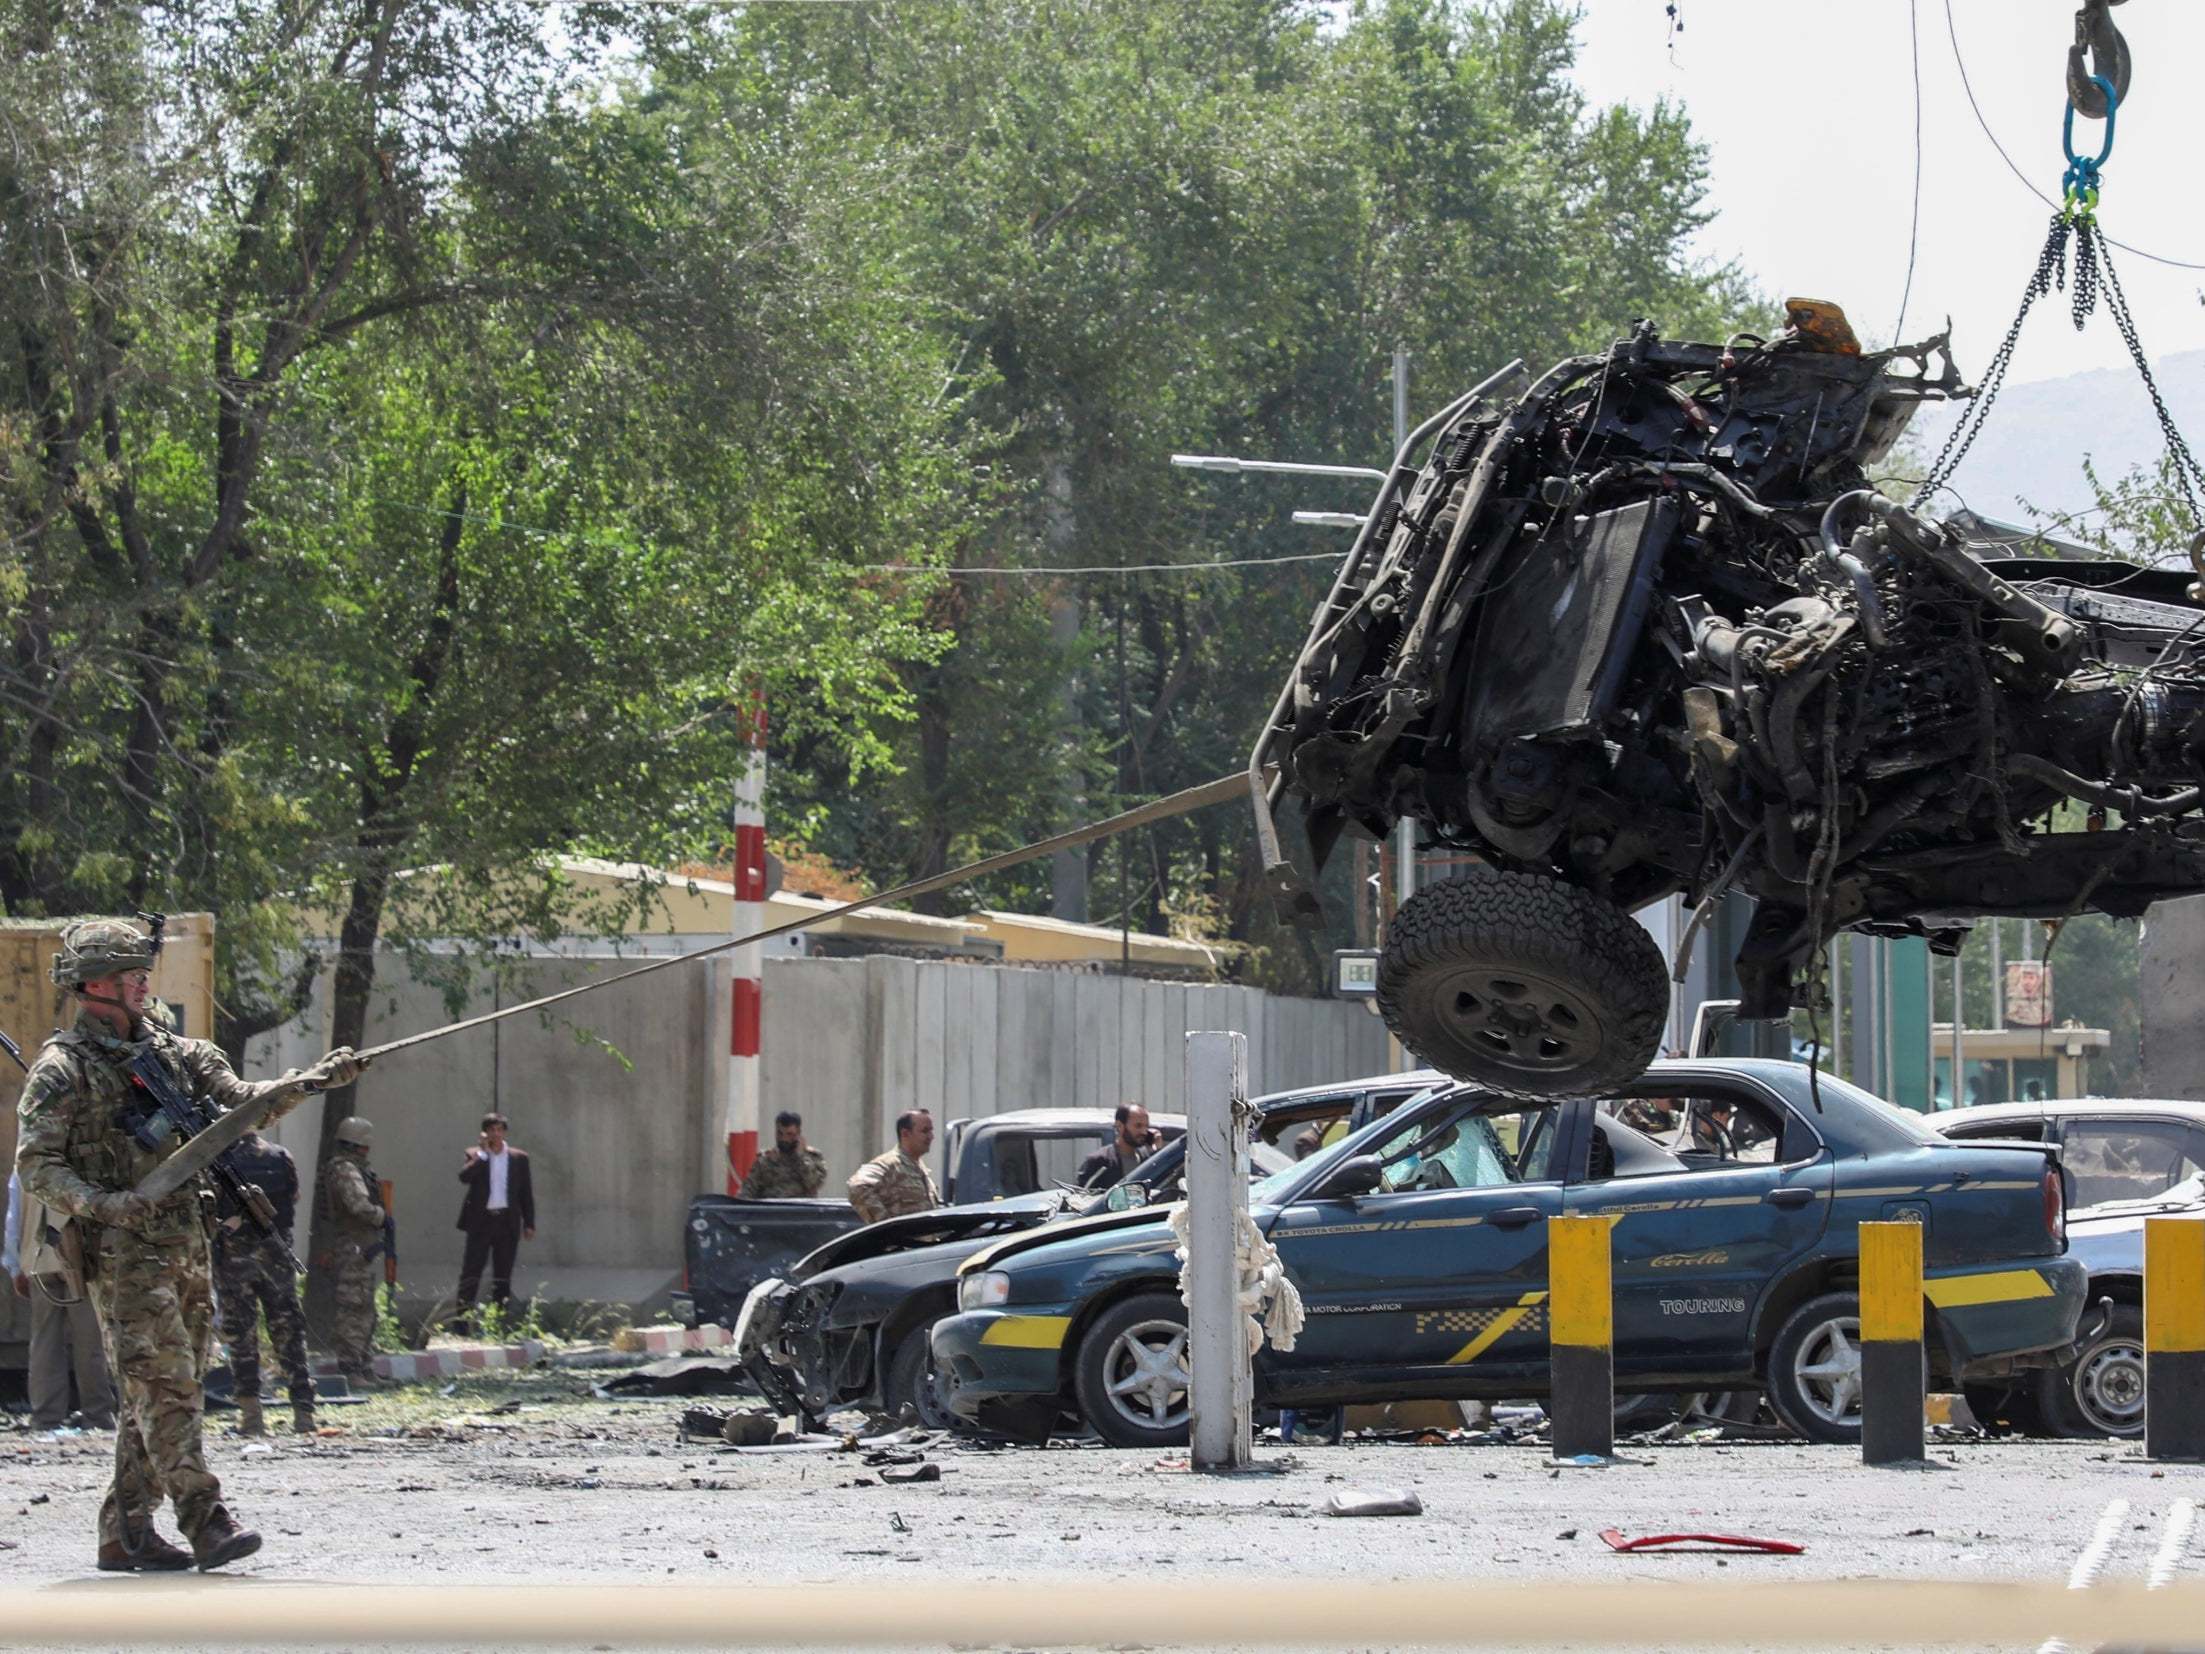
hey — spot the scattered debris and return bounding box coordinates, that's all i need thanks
[1322,1488,1424,1518]
[1599,1529,1803,1556]
[487,1399,523,1416]
[889,1513,910,1534]
[599,1355,754,1398]
[879,1463,941,1485]
[720,1410,778,1448]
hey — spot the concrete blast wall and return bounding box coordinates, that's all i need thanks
[2140,893,2205,1101]
[248,954,1392,1314]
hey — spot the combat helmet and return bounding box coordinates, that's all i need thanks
[49,918,157,988]
[334,1116,374,1148]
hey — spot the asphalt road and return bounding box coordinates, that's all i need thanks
[5,1390,2203,1651]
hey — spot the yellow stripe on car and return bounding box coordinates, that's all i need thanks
[979,1314,1071,1350]
[1922,1268,2055,1310]
[1446,1290,1549,1365]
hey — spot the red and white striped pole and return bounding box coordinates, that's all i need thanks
[726,690,767,1195]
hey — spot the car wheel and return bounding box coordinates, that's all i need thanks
[1765,1293,1869,1445]
[1073,1292,1191,1450]
[882,1318,959,1433]
[2034,1303,2146,1439]
[1376,868,1668,1099]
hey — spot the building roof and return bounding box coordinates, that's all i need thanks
[963,909,1218,969]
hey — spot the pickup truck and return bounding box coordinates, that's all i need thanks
[670,1107,1186,1329]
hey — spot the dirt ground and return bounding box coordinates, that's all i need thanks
[5,1369,2204,1651]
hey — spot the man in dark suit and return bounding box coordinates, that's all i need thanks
[455,1112,535,1328]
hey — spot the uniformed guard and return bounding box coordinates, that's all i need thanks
[211,1129,315,1435]
[845,1109,941,1224]
[740,1110,829,1199]
[13,918,364,1571]
[316,1117,386,1378]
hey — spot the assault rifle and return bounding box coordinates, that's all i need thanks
[366,1177,398,1288]
[123,1051,305,1277]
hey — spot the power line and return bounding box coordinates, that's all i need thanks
[1893,0,1923,341]
[1943,0,2205,272]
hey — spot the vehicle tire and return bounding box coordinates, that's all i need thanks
[1073,1292,1191,1450]
[2034,1303,2146,1439]
[1376,868,1668,1099]
[1765,1293,1869,1445]
[1962,1381,2044,1437]
[882,1318,959,1433]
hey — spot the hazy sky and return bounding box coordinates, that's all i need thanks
[1567,0,2205,388]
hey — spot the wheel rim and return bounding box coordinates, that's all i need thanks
[2070,1337,2146,1435]
[1791,1314,1864,1427]
[1101,1318,1190,1433]
[909,1346,957,1431]
[1432,965,1604,1074]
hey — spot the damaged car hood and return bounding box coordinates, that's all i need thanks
[788,1190,1071,1282]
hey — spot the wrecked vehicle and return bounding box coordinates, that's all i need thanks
[933,1059,2088,1448]
[1252,307,2205,1096]
[673,1108,1185,1330]
[1937,1097,2205,1437]
[739,1076,1439,1428]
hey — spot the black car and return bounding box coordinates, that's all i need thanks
[672,1107,1187,1330]
[737,1073,1441,1427]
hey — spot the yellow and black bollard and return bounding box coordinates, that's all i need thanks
[1859,1220,1925,1466]
[2145,1216,2205,1461]
[1548,1214,1614,1461]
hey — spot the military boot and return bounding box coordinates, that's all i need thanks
[96,1529,194,1572]
[291,1397,317,1434]
[235,1394,265,1436]
[190,1507,263,1572]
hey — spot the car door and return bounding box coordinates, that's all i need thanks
[1261,1095,1573,1395]
[1566,1074,1833,1386]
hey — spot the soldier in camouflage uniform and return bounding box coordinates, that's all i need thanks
[13,919,364,1571]
[846,1109,941,1224]
[740,1110,828,1199]
[211,1130,314,1435]
[317,1117,386,1378]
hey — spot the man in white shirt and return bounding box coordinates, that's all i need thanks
[455,1112,535,1329]
[6,1169,114,1430]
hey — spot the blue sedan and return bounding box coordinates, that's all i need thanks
[933,1061,2087,1447]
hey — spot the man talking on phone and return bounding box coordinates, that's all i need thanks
[454,1112,534,1330]
[1077,1103,1162,1192]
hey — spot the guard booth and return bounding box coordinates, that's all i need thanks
[0,915,215,1382]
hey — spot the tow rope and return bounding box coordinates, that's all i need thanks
[138,770,1260,1201]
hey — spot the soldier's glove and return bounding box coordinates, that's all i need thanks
[300,1046,369,1091]
[90,1190,153,1233]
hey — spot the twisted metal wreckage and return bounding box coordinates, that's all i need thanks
[1250,304,2205,1100]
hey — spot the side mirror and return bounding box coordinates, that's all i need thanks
[1311,1154,1384,1200]
[1105,1181,1149,1213]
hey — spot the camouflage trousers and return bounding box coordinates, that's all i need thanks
[213,1230,314,1402]
[328,1245,381,1373]
[86,1221,224,1547]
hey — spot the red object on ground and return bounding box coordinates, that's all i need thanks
[1598,1529,1804,1555]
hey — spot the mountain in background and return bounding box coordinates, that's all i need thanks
[1902,347,2205,529]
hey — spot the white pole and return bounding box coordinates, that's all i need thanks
[727,690,768,1194]
[1185,1030,1251,1470]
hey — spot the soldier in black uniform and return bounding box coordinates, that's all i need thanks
[211,1131,314,1435]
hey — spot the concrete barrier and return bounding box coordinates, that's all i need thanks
[1860,1219,1925,1466]
[2145,1215,2205,1461]
[1546,1214,1613,1461]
